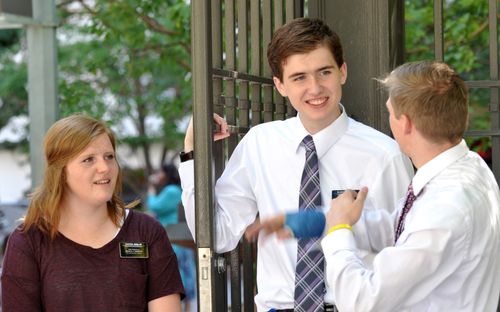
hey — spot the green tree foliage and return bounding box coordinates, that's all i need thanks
[0,1,495,178]
[405,0,494,162]
[0,0,192,178]
[0,29,27,146]
[57,0,192,175]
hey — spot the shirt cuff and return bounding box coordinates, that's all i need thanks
[321,228,357,255]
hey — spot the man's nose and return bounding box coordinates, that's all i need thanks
[308,76,322,94]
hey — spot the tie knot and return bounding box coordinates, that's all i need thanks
[302,135,316,152]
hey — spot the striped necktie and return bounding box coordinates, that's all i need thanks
[294,135,324,312]
[395,183,420,243]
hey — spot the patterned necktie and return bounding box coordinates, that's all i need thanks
[394,183,419,243]
[294,135,324,312]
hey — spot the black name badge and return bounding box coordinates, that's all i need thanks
[119,242,149,258]
[331,189,360,199]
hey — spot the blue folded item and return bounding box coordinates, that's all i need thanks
[284,210,325,238]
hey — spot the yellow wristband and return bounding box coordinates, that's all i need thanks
[327,224,353,235]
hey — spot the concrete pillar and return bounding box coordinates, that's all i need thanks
[26,0,58,187]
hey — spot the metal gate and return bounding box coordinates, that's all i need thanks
[191,0,500,310]
[191,1,303,311]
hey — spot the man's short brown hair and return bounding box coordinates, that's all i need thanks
[379,60,469,143]
[267,17,344,82]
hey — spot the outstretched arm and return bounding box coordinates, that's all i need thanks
[245,189,367,241]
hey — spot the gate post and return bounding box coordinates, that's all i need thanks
[191,1,217,311]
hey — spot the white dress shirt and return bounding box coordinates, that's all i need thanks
[321,140,500,312]
[180,106,414,311]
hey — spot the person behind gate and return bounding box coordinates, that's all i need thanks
[179,17,414,311]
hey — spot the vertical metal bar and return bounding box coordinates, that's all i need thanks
[274,0,284,28]
[237,3,255,310]
[285,0,295,22]
[274,95,287,120]
[389,0,405,69]
[223,1,242,311]
[229,248,241,312]
[263,0,274,122]
[242,240,255,311]
[191,1,215,311]
[433,0,444,61]
[284,0,298,118]
[237,0,250,137]
[308,0,325,20]
[210,1,229,310]
[250,0,261,126]
[489,0,499,184]
[225,0,238,155]
[212,0,223,119]
[273,0,288,120]
[294,0,304,18]
[212,0,224,176]
[27,0,58,187]
[376,0,405,134]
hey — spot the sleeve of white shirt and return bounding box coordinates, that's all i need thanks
[179,160,198,241]
[179,135,259,253]
[356,153,414,252]
[321,203,468,311]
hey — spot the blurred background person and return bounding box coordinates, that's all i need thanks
[148,163,196,311]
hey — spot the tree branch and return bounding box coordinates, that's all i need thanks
[137,12,180,37]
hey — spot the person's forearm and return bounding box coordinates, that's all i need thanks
[148,294,182,312]
[285,210,326,238]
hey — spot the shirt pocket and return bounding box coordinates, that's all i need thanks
[118,266,148,310]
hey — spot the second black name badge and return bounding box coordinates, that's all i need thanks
[119,242,149,258]
[331,189,360,199]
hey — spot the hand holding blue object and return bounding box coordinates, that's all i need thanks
[284,210,325,238]
[244,189,360,241]
[284,189,359,238]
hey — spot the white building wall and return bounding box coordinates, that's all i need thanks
[0,150,31,203]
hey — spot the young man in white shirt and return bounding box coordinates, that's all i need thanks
[179,18,414,311]
[255,60,500,311]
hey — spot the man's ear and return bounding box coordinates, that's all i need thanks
[273,76,287,97]
[340,62,347,85]
[401,114,412,135]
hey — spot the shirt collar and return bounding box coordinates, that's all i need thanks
[293,103,349,158]
[412,139,469,194]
